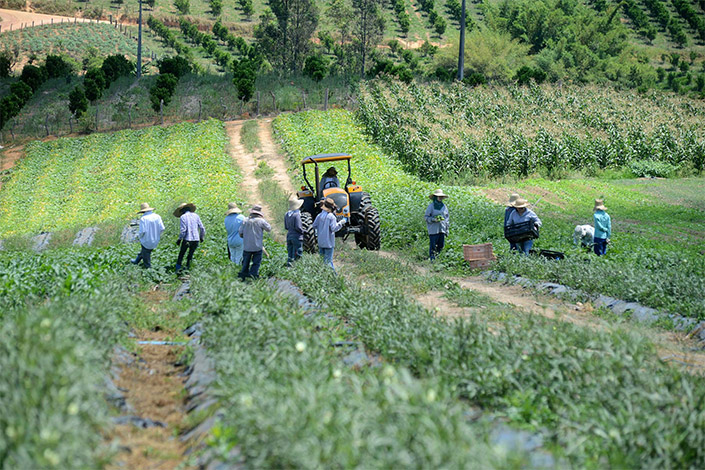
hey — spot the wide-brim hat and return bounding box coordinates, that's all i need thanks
[507,193,520,206]
[289,197,304,211]
[225,202,242,215]
[429,189,448,200]
[512,198,530,209]
[249,204,265,217]
[326,166,338,175]
[173,202,196,217]
[594,199,607,211]
[137,202,155,213]
[317,197,337,212]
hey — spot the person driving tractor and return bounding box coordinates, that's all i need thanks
[320,167,340,189]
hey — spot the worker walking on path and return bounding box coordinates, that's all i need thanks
[425,189,450,261]
[312,197,346,272]
[593,199,611,256]
[132,202,165,269]
[284,196,304,267]
[174,202,205,272]
[238,205,271,280]
[505,193,520,252]
[506,198,542,255]
[224,202,245,264]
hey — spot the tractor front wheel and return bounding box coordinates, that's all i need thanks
[301,212,317,253]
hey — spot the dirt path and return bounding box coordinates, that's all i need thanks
[0,8,107,31]
[225,120,284,241]
[257,119,296,196]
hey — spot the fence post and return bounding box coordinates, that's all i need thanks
[256,91,260,116]
[270,91,276,112]
[324,88,329,111]
[10,123,15,140]
[44,115,50,137]
[160,99,164,125]
[68,116,73,134]
[198,100,202,122]
[302,90,307,110]
[32,21,34,27]
[95,106,99,132]
[51,18,53,24]
[128,105,133,128]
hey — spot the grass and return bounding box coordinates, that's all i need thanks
[239,119,260,153]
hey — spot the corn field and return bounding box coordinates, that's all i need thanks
[356,81,705,181]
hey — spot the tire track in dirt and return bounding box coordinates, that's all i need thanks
[257,119,296,195]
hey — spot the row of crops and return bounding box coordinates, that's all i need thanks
[356,80,705,180]
[273,109,705,319]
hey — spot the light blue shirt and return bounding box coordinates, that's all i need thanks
[593,210,611,239]
[225,213,245,246]
[425,202,450,235]
[139,211,165,250]
[506,208,542,228]
[313,211,345,249]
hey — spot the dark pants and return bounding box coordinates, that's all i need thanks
[176,240,199,270]
[593,237,608,256]
[429,233,445,260]
[239,250,263,280]
[286,236,303,266]
[133,245,153,269]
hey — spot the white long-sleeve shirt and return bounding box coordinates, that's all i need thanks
[139,211,165,250]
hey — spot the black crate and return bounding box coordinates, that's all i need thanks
[538,249,565,260]
[504,221,540,243]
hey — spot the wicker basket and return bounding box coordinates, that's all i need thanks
[463,243,495,270]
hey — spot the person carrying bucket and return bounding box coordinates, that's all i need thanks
[425,189,450,261]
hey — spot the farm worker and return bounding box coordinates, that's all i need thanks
[284,196,304,267]
[238,205,272,280]
[320,167,340,190]
[425,189,450,261]
[506,198,542,256]
[174,202,205,272]
[312,197,347,272]
[224,202,245,264]
[593,199,611,256]
[132,202,165,269]
[505,193,520,252]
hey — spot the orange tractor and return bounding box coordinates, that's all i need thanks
[296,153,381,252]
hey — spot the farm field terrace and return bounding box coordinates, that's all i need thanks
[273,109,705,320]
[0,119,240,243]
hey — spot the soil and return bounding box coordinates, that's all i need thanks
[257,119,296,195]
[0,8,107,31]
[481,187,568,210]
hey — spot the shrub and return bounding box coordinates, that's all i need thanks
[174,0,190,14]
[20,64,48,92]
[68,86,89,117]
[9,82,33,105]
[515,65,546,85]
[158,56,191,78]
[100,55,134,83]
[44,55,74,79]
[149,73,179,112]
[0,50,12,78]
[463,71,486,86]
[210,0,222,15]
[83,68,106,102]
[303,54,329,82]
[628,160,678,178]
[232,58,256,101]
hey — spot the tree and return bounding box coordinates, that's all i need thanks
[159,56,191,77]
[20,64,48,92]
[174,0,190,14]
[0,50,14,78]
[327,0,354,46]
[45,55,74,78]
[101,55,134,83]
[209,0,222,15]
[238,0,254,19]
[149,73,179,112]
[351,0,385,75]
[10,82,32,105]
[318,30,335,53]
[434,16,446,37]
[232,58,257,101]
[304,54,329,81]
[69,86,89,117]
[256,0,319,72]
[84,68,106,102]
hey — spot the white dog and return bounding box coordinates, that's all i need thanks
[573,224,594,247]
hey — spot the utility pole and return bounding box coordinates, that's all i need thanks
[137,0,143,78]
[457,0,466,81]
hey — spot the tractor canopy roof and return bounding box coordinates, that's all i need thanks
[301,153,352,164]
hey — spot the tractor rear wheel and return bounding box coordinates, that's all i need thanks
[355,192,373,248]
[301,212,317,253]
[361,206,381,250]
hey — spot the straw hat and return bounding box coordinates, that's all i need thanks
[249,204,265,217]
[318,197,337,212]
[512,198,530,209]
[325,166,338,176]
[173,202,196,217]
[429,189,448,200]
[507,193,520,206]
[225,202,242,215]
[137,202,155,213]
[594,199,606,211]
[288,196,304,211]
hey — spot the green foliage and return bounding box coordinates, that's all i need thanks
[100,54,134,83]
[232,58,257,101]
[44,54,74,78]
[20,64,48,92]
[209,0,222,15]
[238,0,254,18]
[0,50,12,78]
[158,55,191,78]
[174,0,190,14]
[68,86,88,117]
[628,160,678,178]
[303,54,329,82]
[514,65,546,85]
[9,81,33,104]
[149,73,179,111]
[83,67,106,102]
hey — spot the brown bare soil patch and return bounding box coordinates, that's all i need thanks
[481,186,568,210]
[0,8,108,31]
[257,119,296,195]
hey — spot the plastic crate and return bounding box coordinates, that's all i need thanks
[504,221,540,243]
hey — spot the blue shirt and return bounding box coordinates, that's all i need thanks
[313,211,345,249]
[506,209,542,228]
[425,202,450,235]
[139,211,165,250]
[284,210,304,240]
[225,213,245,246]
[504,206,515,225]
[593,210,611,239]
[179,211,206,241]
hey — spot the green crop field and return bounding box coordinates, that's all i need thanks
[0,119,239,239]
